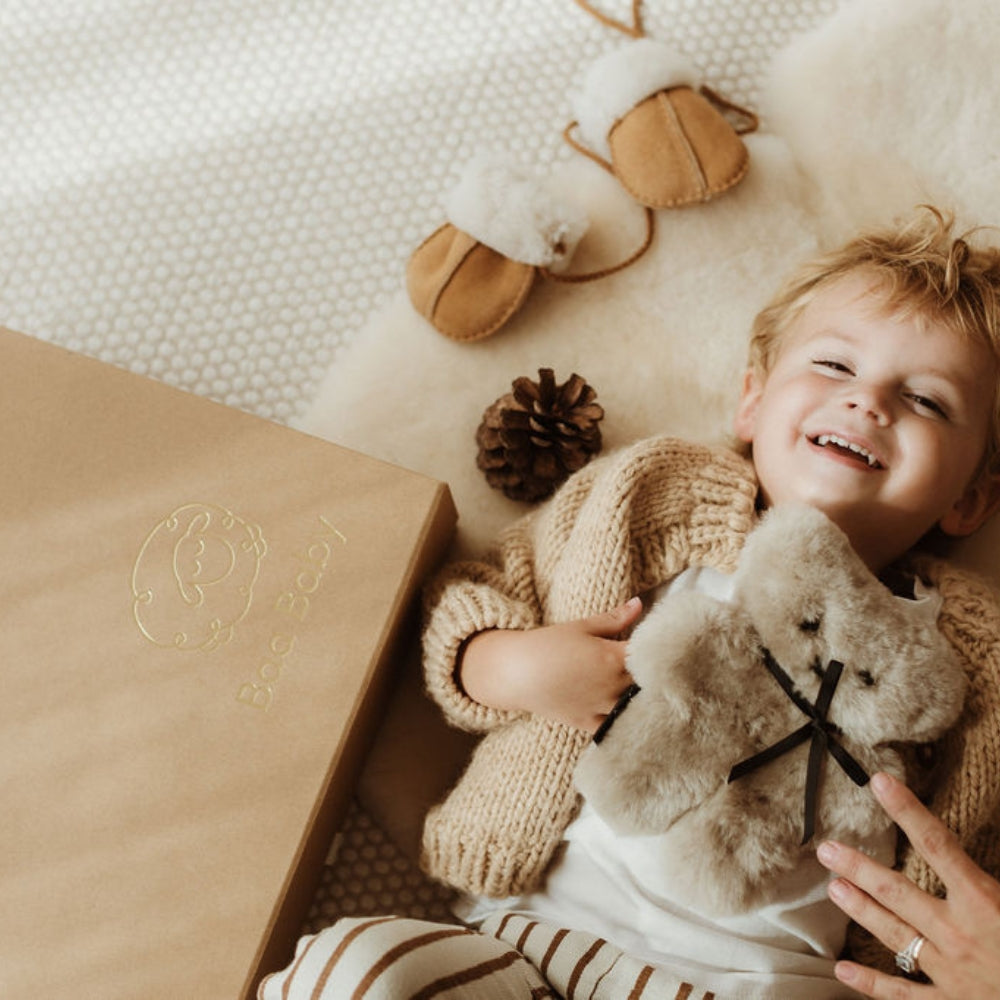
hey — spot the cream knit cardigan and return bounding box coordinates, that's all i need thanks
[420,436,1000,965]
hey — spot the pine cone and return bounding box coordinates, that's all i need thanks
[476,368,604,502]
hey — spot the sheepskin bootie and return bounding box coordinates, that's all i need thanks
[406,227,536,344]
[406,155,589,342]
[567,37,757,209]
[407,154,652,342]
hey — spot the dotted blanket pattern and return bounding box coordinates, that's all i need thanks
[1,0,835,425]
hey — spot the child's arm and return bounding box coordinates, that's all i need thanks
[458,597,643,732]
[423,437,756,737]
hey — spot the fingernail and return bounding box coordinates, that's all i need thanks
[827,877,848,902]
[871,772,894,797]
[835,961,859,984]
[816,840,839,865]
[624,596,641,610]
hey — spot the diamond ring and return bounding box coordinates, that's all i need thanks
[895,933,927,975]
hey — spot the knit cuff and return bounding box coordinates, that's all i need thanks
[422,577,539,733]
[420,717,588,897]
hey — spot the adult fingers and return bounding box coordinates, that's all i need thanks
[824,868,941,983]
[868,772,982,895]
[818,837,942,944]
[832,959,937,999]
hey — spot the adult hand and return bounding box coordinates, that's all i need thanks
[816,770,1000,999]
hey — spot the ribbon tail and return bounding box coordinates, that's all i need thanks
[592,682,641,745]
[815,660,844,718]
[827,738,871,787]
[728,723,812,783]
[801,730,827,845]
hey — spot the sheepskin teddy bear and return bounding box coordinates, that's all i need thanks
[574,503,968,915]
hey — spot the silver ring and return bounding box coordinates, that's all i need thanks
[895,933,927,975]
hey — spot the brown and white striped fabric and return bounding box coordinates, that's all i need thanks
[258,912,719,1000]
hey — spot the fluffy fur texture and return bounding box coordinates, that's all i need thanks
[574,504,968,915]
[572,39,700,159]
[444,153,589,271]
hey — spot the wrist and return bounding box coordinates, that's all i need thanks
[457,628,524,712]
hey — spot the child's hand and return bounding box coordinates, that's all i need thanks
[458,597,643,732]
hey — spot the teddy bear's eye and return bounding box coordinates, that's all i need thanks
[798,617,821,633]
[857,669,876,687]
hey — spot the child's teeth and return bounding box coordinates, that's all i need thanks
[815,434,878,467]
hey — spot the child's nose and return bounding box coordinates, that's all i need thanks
[843,383,892,425]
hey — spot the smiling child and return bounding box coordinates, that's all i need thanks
[262,208,1000,1000]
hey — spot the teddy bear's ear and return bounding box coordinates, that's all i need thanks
[732,504,879,685]
[865,636,968,745]
[734,504,857,615]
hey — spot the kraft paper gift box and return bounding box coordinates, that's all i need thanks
[0,327,456,1000]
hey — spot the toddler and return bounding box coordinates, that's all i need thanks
[261,209,1000,999]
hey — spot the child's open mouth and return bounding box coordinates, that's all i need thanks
[810,433,883,469]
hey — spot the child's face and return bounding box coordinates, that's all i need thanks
[734,272,1000,570]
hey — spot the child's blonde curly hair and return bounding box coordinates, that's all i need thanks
[748,207,1000,475]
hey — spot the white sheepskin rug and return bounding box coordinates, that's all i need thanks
[298,0,1000,582]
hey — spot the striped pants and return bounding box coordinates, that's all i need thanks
[258,912,717,1000]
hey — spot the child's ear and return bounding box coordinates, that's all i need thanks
[939,470,1000,537]
[733,368,764,443]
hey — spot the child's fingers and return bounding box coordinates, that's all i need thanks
[583,596,643,638]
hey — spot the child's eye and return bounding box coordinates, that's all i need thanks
[907,393,948,418]
[813,358,852,375]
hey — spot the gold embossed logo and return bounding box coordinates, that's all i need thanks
[131,503,267,651]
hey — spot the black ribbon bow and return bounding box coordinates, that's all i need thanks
[727,649,870,844]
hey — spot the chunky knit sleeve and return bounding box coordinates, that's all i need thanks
[920,563,1000,876]
[908,559,1000,887]
[421,436,757,732]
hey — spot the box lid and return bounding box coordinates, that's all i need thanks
[0,328,456,999]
